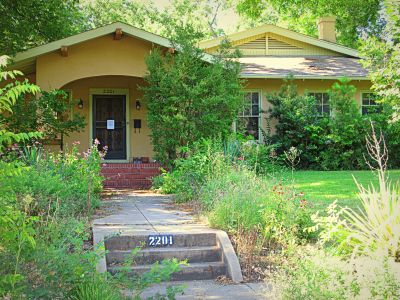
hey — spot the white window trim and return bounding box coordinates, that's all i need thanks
[307,90,331,116]
[237,89,262,142]
[360,90,380,115]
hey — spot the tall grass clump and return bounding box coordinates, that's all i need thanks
[312,126,400,259]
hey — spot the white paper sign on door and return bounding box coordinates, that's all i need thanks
[107,119,115,130]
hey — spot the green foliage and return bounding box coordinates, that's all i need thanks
[2,88,86,151]
[0,0,87,55]
[267,77,400,170]
[71,279,121,300]
[267,77,323,168]
[142,23,243,163]
[235,0,382,48]
[0,56,41,151]
[275,249,400,300]
[319,79,366,170]
[0,141,105,298]
[37,90,86,150]
[360,0,400,121]
[154,138,314,247]
[153,139,228,202]
[81,0,229,39]
[311,173,400,259]
[203,169,316,245]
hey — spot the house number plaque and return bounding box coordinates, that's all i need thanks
[147,235,174,247]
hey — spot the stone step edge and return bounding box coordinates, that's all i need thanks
[93,229,243,283]
[108,245,220,253]
[109,261,225,272]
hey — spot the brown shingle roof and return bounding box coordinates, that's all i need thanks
[239,56,368,79]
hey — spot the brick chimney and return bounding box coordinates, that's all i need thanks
[317,17,336,43]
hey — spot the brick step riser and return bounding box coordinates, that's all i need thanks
[101,168,161,173]
[105,233,218,250]
[102,173,160,179]
[102,163,162,167]
[108,264,227,281]
[104,179,152,185]
[106,248,221,265]
[103,183,152,189]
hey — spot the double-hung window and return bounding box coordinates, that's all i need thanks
[309,92,330,116]
[238,91,260,140]
[361,92,381,115]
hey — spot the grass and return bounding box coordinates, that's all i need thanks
[282,170,400,211]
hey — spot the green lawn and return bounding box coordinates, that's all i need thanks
[283,170,400,211]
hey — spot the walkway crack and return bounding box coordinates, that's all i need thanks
[134,203,160,234]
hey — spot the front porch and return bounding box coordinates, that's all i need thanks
[59,75,155,162]
[61,76,161,189]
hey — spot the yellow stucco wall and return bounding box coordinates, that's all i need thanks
[36,34,153,90]
[62,76,153,160]
[31,33,372,159]
[59,76,371,160]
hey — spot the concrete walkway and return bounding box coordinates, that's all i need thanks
[92,191,268,299]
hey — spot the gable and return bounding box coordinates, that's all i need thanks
[199,24,359,58]
[36,34,156,90]
[219,32,341,56]
[10,22,173,75]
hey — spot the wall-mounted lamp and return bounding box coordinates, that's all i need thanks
[135,100,141,110]
[78,99,84,109]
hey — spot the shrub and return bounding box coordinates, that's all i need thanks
[267,77,324,169]
[153,137,283,202]
[267,76,400,170]
[153,139,230,202]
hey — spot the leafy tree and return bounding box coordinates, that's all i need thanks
[0,56,41,151]
[0,0,87,55]
[80,0,158,32]
[141,24,243,163]
[37,90,86,151]
[235,0,382,48]
[361,0,400,121]
[0,94,38,134]
[81,0,231,38]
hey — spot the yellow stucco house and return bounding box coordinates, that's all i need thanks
[11,18,372,175]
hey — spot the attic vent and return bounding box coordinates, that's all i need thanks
[237,37,266,49]
[268,37,300,50]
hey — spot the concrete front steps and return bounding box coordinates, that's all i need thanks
[101,163,162,189]
[104,232,242,282]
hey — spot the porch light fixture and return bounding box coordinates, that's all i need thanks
[78,99,84,109]
[136,100,141,110]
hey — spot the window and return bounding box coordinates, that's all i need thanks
[362,92,381,115]
[238,91,260,140]
[309,92,330,116]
